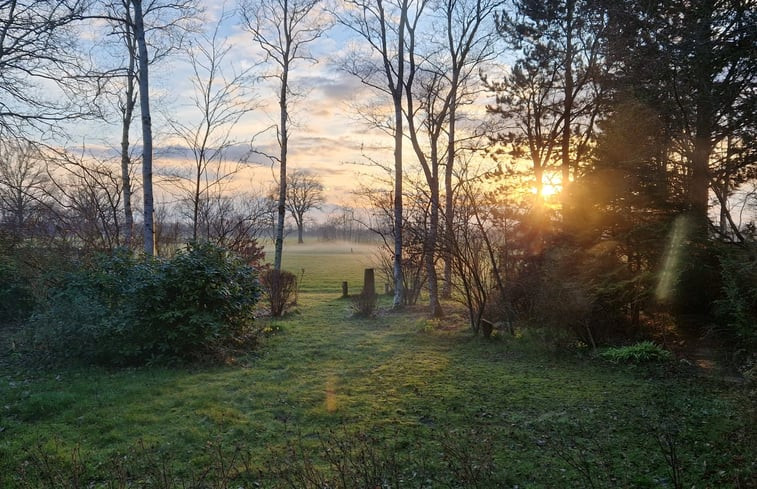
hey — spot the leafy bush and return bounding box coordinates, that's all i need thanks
[713,243,757,362]
[528,244,640,348]
[599,341,673,364]
[30,243,261,365]
[132,242,261,361]
[0,259,36,325]
[260,269,297,317]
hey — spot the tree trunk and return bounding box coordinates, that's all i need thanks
[719,177,728,236]
[297,220,304,244]
[193,157,202,241]
[274,61,288,271]
[690,119,711,234]
[426,178,442,317]
[393,94,405,308]
[133,0,154,256]
[425,138,443,317]
[442,78,457,300]
[689,4,714,235]
[120,34,136,248]
[391,1,408,309]
[561,0,575,213]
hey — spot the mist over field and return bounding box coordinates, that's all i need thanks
[280,240,380,255]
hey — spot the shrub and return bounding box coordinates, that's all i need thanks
[260,269,297,317]
[130,242,261,362]
[712,242,757,362]
[528,244,640,348]
[30,243,261,365]
[0,259,36,325]
[28,249,134,362]
[351,291,377,317]
[599,341,673,364]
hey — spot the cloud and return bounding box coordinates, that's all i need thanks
[58,1,407,213]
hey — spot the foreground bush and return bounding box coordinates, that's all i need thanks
[0,259,36,326]
[31,243,261,365]
[713,242,757,365]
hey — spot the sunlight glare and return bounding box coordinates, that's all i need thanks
[655,215,690,304]
[530,183,560,197]
[325,374,338,413]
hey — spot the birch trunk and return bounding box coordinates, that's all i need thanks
[133,0,154,255]
[120,58,135,248]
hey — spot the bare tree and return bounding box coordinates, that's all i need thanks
[43,149,125,251]
[399,0,502,315]
[0,1,96,139]
[94,0,198,255]
[0,140,51,242]
[204,191,272,253]
[337,0,428,308]
[168,9,255,242]
[317,205,368,242]
[285,169,324,243]
[98,0,140,249]
[132,0,156,254]
[241,0,331,271]
[117,23,138,248]
[438,0,503,299]
[357,179,427,306]
[91,0,198,249]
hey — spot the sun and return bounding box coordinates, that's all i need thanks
[531,183,560,197]
[542,183,559,196]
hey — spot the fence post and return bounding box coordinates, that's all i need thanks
[362,269,375,297]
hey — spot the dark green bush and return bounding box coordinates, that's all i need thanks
[31,243,261,365]
[528,244,639,348]
[713,242,757,363]
[0,259,36,325]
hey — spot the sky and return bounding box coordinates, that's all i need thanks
[62,1,505,215]
[68,3,404,211]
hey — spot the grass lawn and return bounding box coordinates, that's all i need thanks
[277,240,381,294]
[0,246,754,487]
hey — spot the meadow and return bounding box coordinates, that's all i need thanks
[0,242,754,487]
[276,240,382,294]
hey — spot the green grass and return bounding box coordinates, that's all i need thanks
[277,240,382,294]
[1,249,755,487]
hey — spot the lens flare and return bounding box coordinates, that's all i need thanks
[655,215,690,304]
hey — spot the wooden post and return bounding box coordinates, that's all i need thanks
[362,268,375,297]
[341,281,349,298]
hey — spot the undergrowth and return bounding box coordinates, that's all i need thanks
[599,341,673,364]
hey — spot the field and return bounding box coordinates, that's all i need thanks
[275,240,383,294]
[0,244,755,487]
